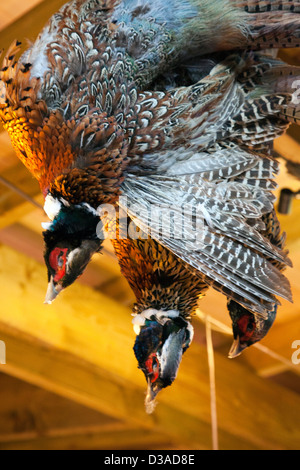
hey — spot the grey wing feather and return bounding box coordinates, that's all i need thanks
[121,146,292,317]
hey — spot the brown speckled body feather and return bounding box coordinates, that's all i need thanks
[112,220,208,317]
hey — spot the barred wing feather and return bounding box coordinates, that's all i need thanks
[121,147,292,317]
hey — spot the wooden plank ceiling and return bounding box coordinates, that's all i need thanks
[0,0,299,450]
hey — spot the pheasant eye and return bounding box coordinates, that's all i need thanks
[57,256,64,268]
[237,315,253,334]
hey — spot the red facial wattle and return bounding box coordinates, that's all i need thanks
[145,353,160,383]
[237,315,255,342]
[49,248,68,283]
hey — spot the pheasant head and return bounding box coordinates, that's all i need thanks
[228,300,277,358]
[132,309,194,413]
[42,196,103,303]
[40,111,129,302]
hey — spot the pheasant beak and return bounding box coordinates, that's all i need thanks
[145,379,162,414]
[44,277,63,304]
[228,336,247,359]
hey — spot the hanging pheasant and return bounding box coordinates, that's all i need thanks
[0,0,300,408]
[112,216,209,412]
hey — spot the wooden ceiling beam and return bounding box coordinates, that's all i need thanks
[0,1,44,31]
[0,161,43,230]
[0,423,174,451]
[1,245,300,449]
[275,134,300,166]
[0,373,173,449]
[0,0,66,56]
